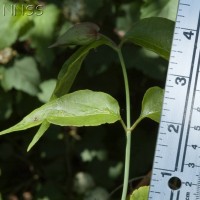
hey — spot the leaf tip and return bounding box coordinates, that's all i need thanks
[27,144,32,152]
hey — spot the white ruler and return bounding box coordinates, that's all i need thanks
[148,0,200,199]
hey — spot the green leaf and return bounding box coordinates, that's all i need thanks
[122,17,174,60]
[1,57,40,96]
[29,34,117,151]
[27,120,50,151]
[130,186,149,200]
[0,1,33,49]
[141,0,179,21]
[52,34,117,98]
[49,22,100,48]
[30,45,87,149]
[52,49,87,98]
[139,86,164,123]
[20,4,60,67]
[0,90,121,135]
[122,46,168,81]
[37,79,57,103]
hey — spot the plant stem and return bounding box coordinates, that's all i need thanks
[117,48,131,200]
[107,175,145,200]
[130,118,142,132]
[120,119,127,132]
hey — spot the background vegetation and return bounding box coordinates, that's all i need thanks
[0,0,178,199]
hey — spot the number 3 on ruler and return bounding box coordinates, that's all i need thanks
[175,77,187,86]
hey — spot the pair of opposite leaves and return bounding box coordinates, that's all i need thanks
[0,21,166,149]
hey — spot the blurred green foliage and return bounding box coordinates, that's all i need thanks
[0,0,178,199]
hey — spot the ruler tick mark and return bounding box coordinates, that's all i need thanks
[176,191,180,200]
[169,74,189,78]
[170,62,178,65]
[181,27,197,31]
[155,156,163,159]
[179,3,190,6]
[158,144,168,147]
[170,191,173,200]
[161,121,182,125]
[165,97,175,100]
[163,108,170,111]
[166,85,174,88]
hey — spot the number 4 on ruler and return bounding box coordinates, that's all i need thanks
[183,31,194,40]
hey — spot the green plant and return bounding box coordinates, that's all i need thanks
[130,186,149,200]
[0,17,174,199]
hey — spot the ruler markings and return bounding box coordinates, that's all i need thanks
[179,3,190,6]
[175,11,200,171]
[159,132,166,135]
[148,1,200,199]
[163,108,170,111]
[165,97,175,100]
[168,73,189,77]
[182,182,197,186]
[152,179,159,181]
[157,144,168,147]
[180,27,197,31]
[170,191,174,200]
[187,144,200,148]
[171,50,181,53]
[154,168,175,172]
[181,11,200,172]
[176,191,180,200]
[190,126,199,129]
[161,121,182,125]
[184,163,200,167]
